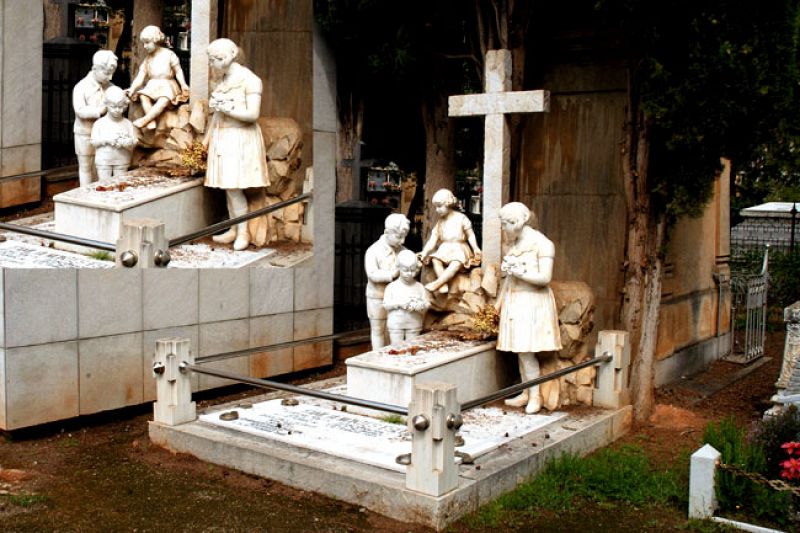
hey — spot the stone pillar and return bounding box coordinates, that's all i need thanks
[593,330,631,409]
[776,301,800,390]
[0,1,42,208]
[116,218,170,268]
[405,382,460,496]
[482,50,512,268]
[301,167,314,243]
[153,337,196,426]
[689,444,720,519]
[190,0,218,103]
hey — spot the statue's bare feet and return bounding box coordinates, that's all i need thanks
[132,117,148,129]
[424,281,439,293]
[233,234,250,251]
[212,228,237,244]
[525,396,543,414]
[504,391,529,407]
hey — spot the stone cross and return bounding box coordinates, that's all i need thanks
[448,49,550,267]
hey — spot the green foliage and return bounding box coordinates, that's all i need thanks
[596,1,800,221]
[703,418,791,525]
[751,406,800,479]
[731,248,800,310]
[470,445,684,527]
[5,493,49,507]
[89,250,113,262]
[380,414,404,425]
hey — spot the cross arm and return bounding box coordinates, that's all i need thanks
[448,90,550,117]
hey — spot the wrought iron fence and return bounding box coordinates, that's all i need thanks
[729,246,769,363]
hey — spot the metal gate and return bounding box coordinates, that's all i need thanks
[728,246,769,363]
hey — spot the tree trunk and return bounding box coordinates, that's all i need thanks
[336,98,364,203]
[621,70,666,424]
[421,93,456,236]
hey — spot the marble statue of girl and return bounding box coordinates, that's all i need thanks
[203,38,270,251]
[90,86,137,181]
[127,25,189,130]
[496,202,562,414]
[419,188,482,293]
[383,250,430,344]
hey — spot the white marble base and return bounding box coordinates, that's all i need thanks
[53,176,216,246]
[200,390,566,473]
[345,333,515,407]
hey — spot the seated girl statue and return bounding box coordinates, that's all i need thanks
[419,188,482,293]
[127,25,190,130]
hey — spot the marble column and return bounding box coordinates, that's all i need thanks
[190,0,218,103]
[0,1,42,206]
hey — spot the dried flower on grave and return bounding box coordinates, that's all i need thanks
[180,141,208,174]
[473,305,500,337]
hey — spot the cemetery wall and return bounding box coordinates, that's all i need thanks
[222,0,314,193]
[0,1,42,207]
[517,62,730,385]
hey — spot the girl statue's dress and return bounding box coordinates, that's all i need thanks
[204,62,270,190]
[136,47,188,107]
[428,211,477,267]
[496,226,562,353]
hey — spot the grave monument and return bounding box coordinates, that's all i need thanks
[348,50,595,414]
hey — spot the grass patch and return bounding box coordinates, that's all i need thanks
[88,251,113,262]
[468,445,685,528]
[381,414,405,425]
[6,493,49,507]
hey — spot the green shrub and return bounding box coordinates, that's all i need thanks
[471,445,684,527]
[731,248,800,311]
[703,417,792,525]
[751,405,800,479]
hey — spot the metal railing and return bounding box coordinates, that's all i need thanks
[0,187,311,260]
[177,342,612,417]
[0,221,116,252]
[460,353,612,411]
[168,192,312,248]
[729,245,769,362]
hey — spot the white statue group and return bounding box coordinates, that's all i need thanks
[73,28,268,250]
[366,193,562,414]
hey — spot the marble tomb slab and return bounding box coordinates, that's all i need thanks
[346,333,515,407]
[0,240,112,268]
[54,175,216,246]
[199,389,566,473]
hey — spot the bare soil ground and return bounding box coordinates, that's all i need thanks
[0,330,787,532]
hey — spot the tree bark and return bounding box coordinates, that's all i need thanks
[336,97,364,203]
[621,68,666,423]
[421,93,456,235]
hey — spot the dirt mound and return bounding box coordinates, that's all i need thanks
[647,404,707,430]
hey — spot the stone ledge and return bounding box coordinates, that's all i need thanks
[149,405,631,530]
